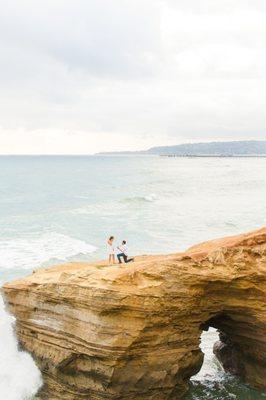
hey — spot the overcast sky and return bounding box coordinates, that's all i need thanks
[0,0,266,154]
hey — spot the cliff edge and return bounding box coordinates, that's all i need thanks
[2,228,266,399]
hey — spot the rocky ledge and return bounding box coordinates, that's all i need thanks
[2,228,266,400]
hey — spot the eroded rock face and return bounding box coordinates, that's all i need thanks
[2,228,266,399]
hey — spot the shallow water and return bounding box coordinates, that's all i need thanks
[0,155,266,399]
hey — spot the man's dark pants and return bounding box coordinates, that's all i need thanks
[117,253,134,263]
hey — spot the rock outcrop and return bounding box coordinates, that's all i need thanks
[2,228,266,399]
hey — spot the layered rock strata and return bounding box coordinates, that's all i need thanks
[2,227,266,399]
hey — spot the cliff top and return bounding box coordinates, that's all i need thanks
[3,227,266,294]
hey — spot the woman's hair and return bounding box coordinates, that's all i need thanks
[109,236,114,241]
[122,240,126,244]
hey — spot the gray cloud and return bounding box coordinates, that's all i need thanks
[0,0,265,153]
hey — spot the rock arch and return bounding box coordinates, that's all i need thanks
[2,228,266,399]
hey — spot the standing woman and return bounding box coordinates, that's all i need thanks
[107,236,115,265]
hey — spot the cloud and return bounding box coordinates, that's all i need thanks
[0,0,265,153]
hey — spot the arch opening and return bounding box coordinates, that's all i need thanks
[191,327,221,383]
[185,310,266,400]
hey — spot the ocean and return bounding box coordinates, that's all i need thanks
[0,155,265,400]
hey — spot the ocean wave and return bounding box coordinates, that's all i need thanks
[0,296,42,400]
[69,203,121,216]
[0,232,97,270]
[122,194,158,203]
[68,195,157,217]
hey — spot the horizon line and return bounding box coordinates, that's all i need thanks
[0,139,265,157]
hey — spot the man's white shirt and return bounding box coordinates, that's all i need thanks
[117,244,128,256]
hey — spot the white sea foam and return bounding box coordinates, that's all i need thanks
[0,297,42,400]
[192,328,221,382]
[0,232,97,270]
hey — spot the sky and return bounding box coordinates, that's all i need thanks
[0,0,266,154]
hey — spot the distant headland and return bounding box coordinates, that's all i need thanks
[96,140,266,157]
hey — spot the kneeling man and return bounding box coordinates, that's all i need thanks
[117,240,134,264]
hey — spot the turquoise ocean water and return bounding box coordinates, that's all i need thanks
[0,155,265,400]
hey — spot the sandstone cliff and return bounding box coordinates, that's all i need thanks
[2,228,266,399]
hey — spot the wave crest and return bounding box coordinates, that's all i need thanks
[0,232,97,270]
[123,194,157,203]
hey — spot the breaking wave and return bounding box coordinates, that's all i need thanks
[122,194,158,203]
[0,232,97,270]
[0,297,42,400]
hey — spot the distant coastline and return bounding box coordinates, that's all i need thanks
[96,140,266,157]
[160,154,266,158]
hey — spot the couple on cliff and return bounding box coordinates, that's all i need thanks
[107,236,134,265]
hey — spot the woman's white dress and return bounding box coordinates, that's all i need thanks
[107,242,115,255]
